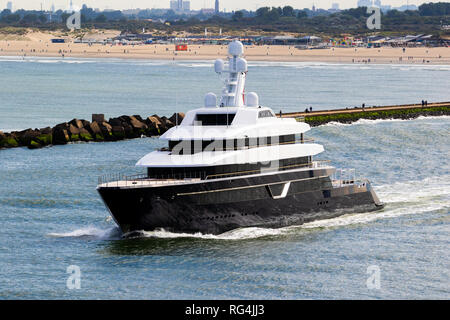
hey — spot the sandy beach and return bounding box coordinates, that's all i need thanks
[1,30,449,64]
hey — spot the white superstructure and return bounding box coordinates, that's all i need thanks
[137,41,324,168]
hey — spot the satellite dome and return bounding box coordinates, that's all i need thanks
[245,92,259,107]
[214,59,224,73]
[236,58,248,73]
[204,92,217,108]
[228,40,244,56]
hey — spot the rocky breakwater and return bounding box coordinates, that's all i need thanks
[0,113,184,150]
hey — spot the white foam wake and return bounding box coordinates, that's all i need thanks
[0,56,97,64]
[124,226,287,240]
[376,175,450,203]
[47,226,121,240]
[302,175,450,229]
[321,115,450,127]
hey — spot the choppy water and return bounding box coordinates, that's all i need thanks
[0,57,449,299]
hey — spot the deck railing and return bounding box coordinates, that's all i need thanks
[97,160,332,187]
[331,168,368,188]
[98,173,204,188]
[98,173,147,186]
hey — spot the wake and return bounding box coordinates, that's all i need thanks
[320,115,450,127]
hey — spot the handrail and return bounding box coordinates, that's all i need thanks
[98,171,207,186]
[330,168,370,188]
[97,160,333,186]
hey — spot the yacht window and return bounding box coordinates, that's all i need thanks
[258,110,274,118]
[195,113,236,126]
[168,134,301,154]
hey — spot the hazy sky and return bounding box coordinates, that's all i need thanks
[2,0,442,11]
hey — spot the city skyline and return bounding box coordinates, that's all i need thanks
[1,0,444,11]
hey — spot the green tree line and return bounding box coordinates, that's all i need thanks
[0,2,448,35]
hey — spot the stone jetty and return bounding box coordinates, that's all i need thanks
[280,101,450,126]
[0,113,184,150]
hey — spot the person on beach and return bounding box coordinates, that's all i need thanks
[309,107,313,112]
[422,100,425,107]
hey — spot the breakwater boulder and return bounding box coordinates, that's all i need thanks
[0,131,19,148]
[0,112,185,150]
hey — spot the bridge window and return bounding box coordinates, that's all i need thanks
[168,134,302,154]
[195,113,236,126]
[258,110,274,118]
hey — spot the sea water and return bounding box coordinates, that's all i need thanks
[0,57,449,299]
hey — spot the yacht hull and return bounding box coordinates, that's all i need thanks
[97,169,384,235]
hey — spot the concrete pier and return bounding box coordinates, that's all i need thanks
[278,101,450,126]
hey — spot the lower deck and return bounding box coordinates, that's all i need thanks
[98,160,332,189]
[98,165,383,234]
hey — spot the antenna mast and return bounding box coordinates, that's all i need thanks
[214,41,248,107]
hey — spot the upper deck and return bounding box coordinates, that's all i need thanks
[161,106,311,141]
[138,41,323,169]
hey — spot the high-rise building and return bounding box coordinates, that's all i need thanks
[170,0,190,12]
[215,0,219,13]
[332,3,339,10]
[357,0,372,7]
[6,1,12,11]
[51,3,55,12]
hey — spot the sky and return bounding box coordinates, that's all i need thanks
[1,0,443,12]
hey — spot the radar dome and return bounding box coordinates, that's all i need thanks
[245,92,259,107]
[204,92,217,108]
[214,59,224,73]
[236,58,248,73]
[228,41,244,56]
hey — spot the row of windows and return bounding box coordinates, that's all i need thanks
[195,113,236,126]
[147,156,312,180]
[194,110,274,126]
[258,110,275,118]
[168,134,304,155]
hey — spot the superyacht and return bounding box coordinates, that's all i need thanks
[97,41,384,235]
